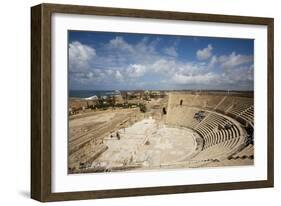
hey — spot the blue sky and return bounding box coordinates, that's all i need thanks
[68,30,254,90]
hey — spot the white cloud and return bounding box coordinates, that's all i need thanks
[69,37,253,90]
[126,64,147,78]
[171,72,219,85]
[150,59,176,75]
[69,41,96,72]
[218,52,253,70]
[208,55,217,69]
[99,36,161,69]
[108,36,134,52]
[223,64,254,82]
[115,70,123,81]
[163,46,178,57]
[196,44,213,60]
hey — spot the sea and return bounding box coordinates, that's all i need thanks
[69,90,119,99]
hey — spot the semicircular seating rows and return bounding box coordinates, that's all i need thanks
[166,93,254,167]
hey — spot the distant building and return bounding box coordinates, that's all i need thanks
[114,94,124,104]
[85,95,98,100]
[150,90,161,97]
[144,90,149,95]
[68,99,96,114]
[114,90,121,95]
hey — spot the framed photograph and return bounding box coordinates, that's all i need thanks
[31,3,274,202]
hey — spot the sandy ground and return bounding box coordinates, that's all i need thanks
[95,118,199,170]
[68,108,143,171]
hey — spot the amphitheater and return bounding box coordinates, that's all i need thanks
[68,92,254,173]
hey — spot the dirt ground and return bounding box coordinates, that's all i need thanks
[68,108,144,172]
[95,118,200,171]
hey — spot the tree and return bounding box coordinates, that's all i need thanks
[139,104,147,113]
